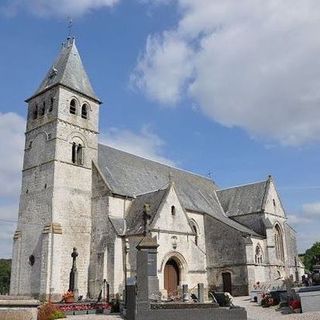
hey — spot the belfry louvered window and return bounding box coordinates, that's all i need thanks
[81,104,88,119]
[70,99,76,114]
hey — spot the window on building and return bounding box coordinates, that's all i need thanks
[255,245,263,264]
[171,205,176,215]
[33,104,38,119]
[77,144,83,165]
[70,99,76,114]
[29,255,35,266]
[274,224,284,261]
[72,142,83,165]
[49,97,54,112]
[81,104,88,119]
[72,143,76,163]
[40,101,45,116]
[190,220,199,246]
[193,225,198,246]
[273,199,276,207]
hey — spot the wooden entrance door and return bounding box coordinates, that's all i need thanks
[222,272,232,294]
[164,259,179,297]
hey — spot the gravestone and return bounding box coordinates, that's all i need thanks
[182,284,189,302]
[69,247,79,299]
[198,283,204,303]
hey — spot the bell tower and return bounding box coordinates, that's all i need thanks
[10,37,101,300]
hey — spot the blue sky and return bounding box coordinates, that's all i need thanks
[0,0,319,257]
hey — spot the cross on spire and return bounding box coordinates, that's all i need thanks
[67,17,73,38]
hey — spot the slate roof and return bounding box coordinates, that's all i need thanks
[97,144,262,237]
[126,188,168,235]
[109,216,126,236]
[27,38,99,102]
[217,178,270,217]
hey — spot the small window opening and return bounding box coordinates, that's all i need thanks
[28,141,33,148]
[40,102,45,116]
[77,144,83,165]
[49,97,54,112]
[29,255,35,266]
[171,205,176,215]
[192,225,198,246]
[81,104,88,119]
[273,199,276,207]
[70,99,76,114]
[33,104,38,119]
[72,143,76,163]
[44,184,47,189]
[72,142,83,165]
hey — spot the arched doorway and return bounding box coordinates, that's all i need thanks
[164,258,180,297]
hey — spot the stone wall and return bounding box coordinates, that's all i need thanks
[204,215,249,296]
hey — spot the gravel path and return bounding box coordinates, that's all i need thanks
[66,314,122,320]
[65,298,320,320]
[233,296,320,320]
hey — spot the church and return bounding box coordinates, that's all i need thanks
[10,37,304,301]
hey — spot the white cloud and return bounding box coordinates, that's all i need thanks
[0,113,24,198]
[131,32,193,105]
[133,0,320,145]
[101,125,175,166]
[287,214,311,225]
[0,112,23,257]
[2,0,119,17]
[303,202,320,217]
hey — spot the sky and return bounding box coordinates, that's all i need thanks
[0,0,320,258]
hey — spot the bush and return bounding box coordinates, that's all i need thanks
[38,302,65,320]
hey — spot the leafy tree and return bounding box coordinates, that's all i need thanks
[304,242,320,272]
[0,259,11,295]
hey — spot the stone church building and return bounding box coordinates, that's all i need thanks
[10,38,304,300]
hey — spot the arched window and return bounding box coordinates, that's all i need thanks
[40,101,45,116]
[274,224,284,261]
[72,142,76,164]
[190,220,199,246]
[70,99,76,114]
[77,144,83,165]
[171,205,176,215]
[49,97,54,112]
[33,104,38,119]
[255,245,263,264]
[71,142,83,165]
[81,104,88,119]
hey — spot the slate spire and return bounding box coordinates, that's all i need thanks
[27,37,100,103]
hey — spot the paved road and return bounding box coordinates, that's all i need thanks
[66,298,320,320]
[233,296,320,320]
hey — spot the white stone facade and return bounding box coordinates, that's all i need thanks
[10,39,304,300]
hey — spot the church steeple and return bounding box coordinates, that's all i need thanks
[26,37,100,103]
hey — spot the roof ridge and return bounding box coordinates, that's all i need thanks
[135,186,169,198]
[217,179,268,192]
[98,143,215,184]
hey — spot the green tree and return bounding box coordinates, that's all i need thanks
[0,259,11,295]
[304,242,320,272]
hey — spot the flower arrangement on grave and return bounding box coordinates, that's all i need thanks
[261,293,274,308]
[62,290,74,303]
[38,302,66,320]
[289,299,301,313]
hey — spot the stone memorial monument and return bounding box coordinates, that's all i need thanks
[69,247,79,299]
